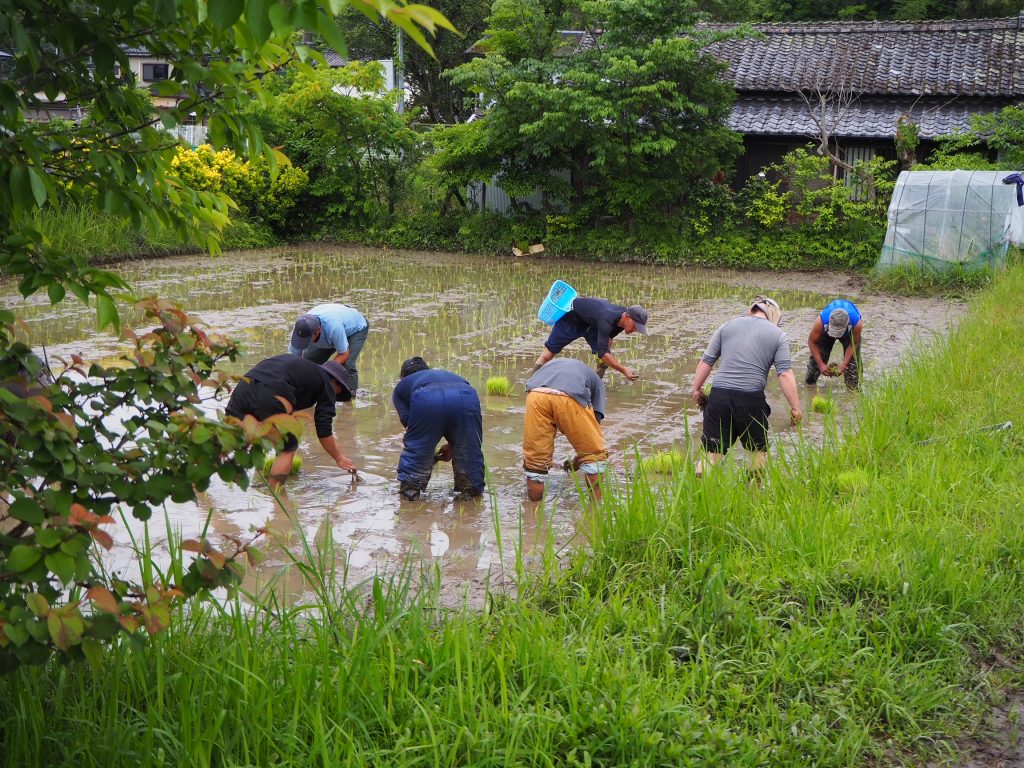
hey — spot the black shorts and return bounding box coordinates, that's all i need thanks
[701,387,771,454]
[225,379,299,451]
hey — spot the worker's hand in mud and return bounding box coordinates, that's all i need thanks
[435,443,454,462]
[790,408,802,426]
[336,456,357,472]
[622,368,639,381]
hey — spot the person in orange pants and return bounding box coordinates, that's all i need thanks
[522,358,609,502]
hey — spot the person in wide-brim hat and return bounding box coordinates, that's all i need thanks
[224,354,356,488]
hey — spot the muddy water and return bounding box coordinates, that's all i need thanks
[2,246,966,606]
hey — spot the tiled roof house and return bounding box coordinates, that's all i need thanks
[703,14,1024,181]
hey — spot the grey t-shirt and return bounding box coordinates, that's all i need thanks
[701,315,792,392]
[526,358,607,422]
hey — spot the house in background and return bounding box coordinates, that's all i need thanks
[704,14,1024,184]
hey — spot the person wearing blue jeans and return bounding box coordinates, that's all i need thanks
[392,357,485,501]
[289,303,369,392]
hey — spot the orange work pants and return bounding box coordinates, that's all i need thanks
[523,390,608,473]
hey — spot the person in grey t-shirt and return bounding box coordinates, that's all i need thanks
[523,358,609,502]
[690,296,802,478]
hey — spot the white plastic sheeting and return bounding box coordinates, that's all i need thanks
[878,170,1024,271]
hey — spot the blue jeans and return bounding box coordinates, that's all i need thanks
[397,382,485,494]
[303,323,369,391]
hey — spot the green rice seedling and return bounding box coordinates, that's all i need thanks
[812,395,836,414]
[835,468,871,494]
[262,454,303,475]
[486,375,512,396]
[637,450,685,474]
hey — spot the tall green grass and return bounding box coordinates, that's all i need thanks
[4,267,1024,765]
[32,205,276,265]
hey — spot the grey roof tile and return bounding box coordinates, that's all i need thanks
[728,94,1006,139]
[704,16,1024,97]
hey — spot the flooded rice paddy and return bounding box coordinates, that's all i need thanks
[2,246,966,605]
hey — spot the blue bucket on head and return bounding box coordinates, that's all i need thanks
[538,280,577,325]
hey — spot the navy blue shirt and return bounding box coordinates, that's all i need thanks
[569,297,626,357]
[392,369,472,427]
[242,354,338,438]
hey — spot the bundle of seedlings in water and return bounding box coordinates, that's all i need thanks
[262,455,303,476]
[825,363,841,377]
[638,450,685,474]
[697,382,711,411]
[486,376,512,396]
[812,395,836,414]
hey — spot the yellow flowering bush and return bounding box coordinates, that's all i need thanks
[171,145,308,229]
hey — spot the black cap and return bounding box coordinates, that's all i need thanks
[291,314,320,351]
[321,361,353,401]
[400,356,429,378]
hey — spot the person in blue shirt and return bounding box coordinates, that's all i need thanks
[391,357,485,502]
[289,303,369,392]
[805,299,864,390]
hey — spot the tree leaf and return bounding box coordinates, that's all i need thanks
[95,294,119,332]
[45,552,77,585]
[25,592,50,617]
[245,0,271,45]
[87,586,119,613]
[208,0,244,33]
[9,544,42,572]
[9,497,44,524]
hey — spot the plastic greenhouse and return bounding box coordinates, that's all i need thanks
[878,170,1024,271]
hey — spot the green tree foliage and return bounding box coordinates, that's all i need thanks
[0,0,450,672]
[917,104,1024,171]
[337,0,492,123]
[751,0,1019,21]
[255,63,420,230]
[444,0,742,224]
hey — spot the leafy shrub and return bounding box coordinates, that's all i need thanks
[171,146,307,231]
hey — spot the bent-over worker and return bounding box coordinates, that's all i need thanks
[531,297,647,381]
[523,357,609,502]
[806,299,863,390]
[289,303,369,392]
[225,354,355,487]
[392,357,485,501]
[691,296,802,478]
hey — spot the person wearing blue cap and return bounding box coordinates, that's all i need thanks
[806,299,864,390]
[391,356,485,502]
[289,303,369,392]
[531,298,648,381]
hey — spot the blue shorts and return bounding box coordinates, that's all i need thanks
[544,314,599,356]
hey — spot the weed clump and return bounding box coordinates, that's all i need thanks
[812,395,836,414]
[486,376,512,396]
[262,455,303,475]
[638,450,685,474]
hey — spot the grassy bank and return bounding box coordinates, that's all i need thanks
[35,205,277,265]
[3,267,1024,764]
